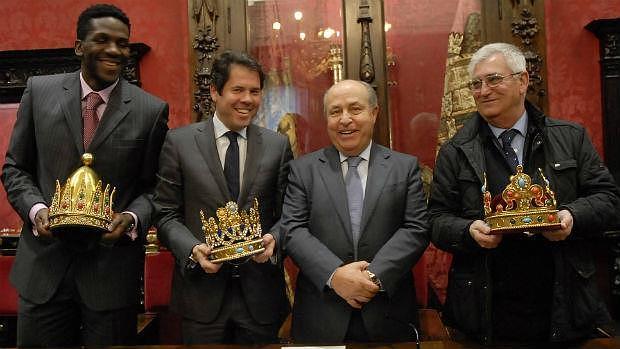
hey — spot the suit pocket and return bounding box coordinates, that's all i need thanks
[112,139,145,148]
[445,274,481,335]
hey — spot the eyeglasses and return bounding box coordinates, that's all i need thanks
[468,72,523,91]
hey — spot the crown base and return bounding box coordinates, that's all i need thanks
[209,238,265,263]
[49,213,112,233]
[486,209,560,234]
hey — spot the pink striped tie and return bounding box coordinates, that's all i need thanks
[83,92,103,150]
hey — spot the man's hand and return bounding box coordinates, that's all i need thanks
[34,207,53,238]
[102,212,134,243]
[252,233,275,263]
[331,261,380,309]
[469,219,502,249]
[542,209,573,241]
[192,243,223,274]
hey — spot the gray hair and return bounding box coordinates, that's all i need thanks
[467,43,526,76]
[323,79,378,115]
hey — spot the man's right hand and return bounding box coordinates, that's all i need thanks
[331,261,380,309]
[192,243,223,274]
[34,208,53,238]
[469,219,502,249]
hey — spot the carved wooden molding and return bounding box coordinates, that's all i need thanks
[0,43,150,104]
[357,0,375,84]
[191,0,220,121]
[511,8,546,105]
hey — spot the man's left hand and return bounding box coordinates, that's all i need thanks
[542,209,573,241]
[252,233,275,263]
[102,213,135,243]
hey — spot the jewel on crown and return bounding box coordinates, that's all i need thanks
[200,198,264,263]
[483,165,560,233]
[48,153,116,232]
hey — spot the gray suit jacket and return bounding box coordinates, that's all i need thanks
[282,144,429,342]
[154,118,292,325]
[1,71,169,310]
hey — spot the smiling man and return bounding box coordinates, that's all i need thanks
[429,43,619,345]
[153,51,292,344]
[1,4,169,347]
[281,79,429,343]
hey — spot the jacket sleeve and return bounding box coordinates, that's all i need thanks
[428,142,483,254]
[560,127,620,237]
[125,101,169,240]
[1,77,46,224]
[153,133,201,267]
[367,157,430,296]
[282,161,344,292]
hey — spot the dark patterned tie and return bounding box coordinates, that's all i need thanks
[224,131,240,200]
[499,129,520,171]
[345,156,363,246]
[83,92,103,150]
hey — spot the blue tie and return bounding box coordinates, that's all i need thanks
[345,156,363,248]
[224,131,240,200]
[499,129,520,171]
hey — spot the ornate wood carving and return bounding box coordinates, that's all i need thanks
[0,44,149,104]
[586,18,620,184]
[191,0,219,121]
[482,0,547,112]
[358,0,375,84]
[511,8,545,106]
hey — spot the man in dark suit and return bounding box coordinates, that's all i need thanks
[281,79,429,343]
[154,51,292,344]
[1,4,169,347]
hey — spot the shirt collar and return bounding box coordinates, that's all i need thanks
[339,141,372,164]
[488,110,528,139]
[79,72,118,104]
[213,112,248,140]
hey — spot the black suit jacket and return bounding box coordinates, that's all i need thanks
[154,118,292,325]
[282,144,429,342]
[1,71,169,310]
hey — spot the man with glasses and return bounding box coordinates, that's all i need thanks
[429,43,619,345]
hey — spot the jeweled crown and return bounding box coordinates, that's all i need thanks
[49,153,116,232]
[483,165,560,233]
[200,199,264,263]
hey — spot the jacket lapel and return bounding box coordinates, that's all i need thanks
[195,118,230,203]
[60,72,85,154]
[238,124,264,207]
[88,80,130,152]
[318,147,353,245]
[359,144,391,237]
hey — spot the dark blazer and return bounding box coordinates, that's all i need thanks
[154,118,292,325]
[282,143,429,343]
[1,71,169,310]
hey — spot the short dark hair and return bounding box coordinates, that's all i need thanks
[77,4,131,40]
[211,51,265,95]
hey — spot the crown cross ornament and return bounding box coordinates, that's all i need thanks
[49,153,116,233]
[200,199,265,263]
[483,165,561,234]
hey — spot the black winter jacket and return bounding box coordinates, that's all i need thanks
[429,101,620,344]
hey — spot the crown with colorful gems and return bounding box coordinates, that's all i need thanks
[200,198,264,263]
[49,153,115,233]
[483,165,560,233]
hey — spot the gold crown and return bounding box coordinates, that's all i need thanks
[200,199,264,263]
[49,153,116,233]
[483,165,561,234]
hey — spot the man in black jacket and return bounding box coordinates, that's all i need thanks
[429,42,619,344]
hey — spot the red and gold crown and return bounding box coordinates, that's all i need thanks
[200,198,264,263]
[48,153,115,233]
[483,165,561,234]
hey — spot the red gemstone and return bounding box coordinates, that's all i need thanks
[531,187,540,194]
[548,214,556,222]
[77,203,84,210]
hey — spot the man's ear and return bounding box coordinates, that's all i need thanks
[210,85,218,102]
[519,70,530,95]
[74,40,83,57]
